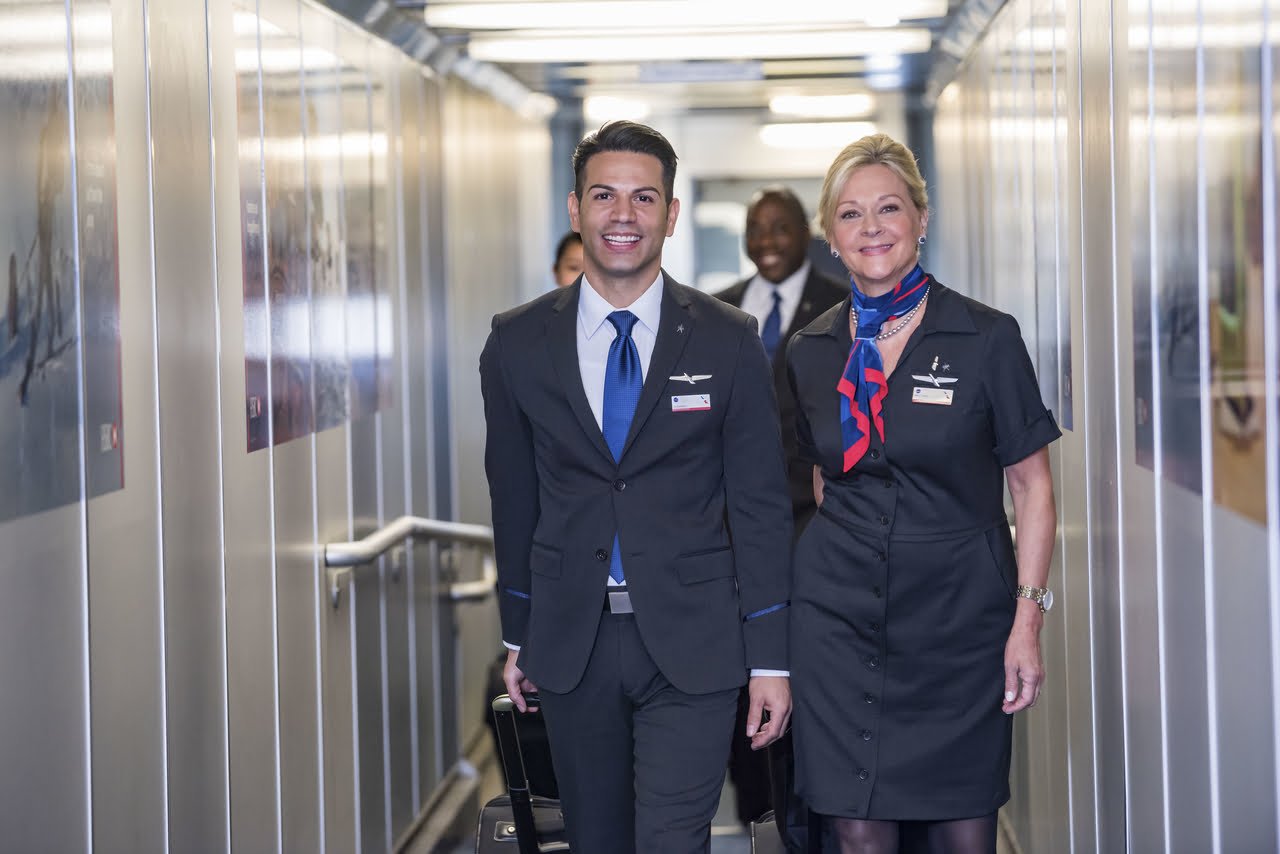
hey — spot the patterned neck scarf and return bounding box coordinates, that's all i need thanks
[837,265,929,471]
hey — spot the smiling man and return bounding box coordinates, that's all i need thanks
[480,121,794,853]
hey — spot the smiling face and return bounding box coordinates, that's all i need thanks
[567,150,679,303]
[830,163,928,296]
[745,194,809,285]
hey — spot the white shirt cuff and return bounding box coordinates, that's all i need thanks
[503,641,521,652]
[750,669,789,678]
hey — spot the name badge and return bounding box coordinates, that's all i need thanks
[672,394,711,412]
[912,387,954,406]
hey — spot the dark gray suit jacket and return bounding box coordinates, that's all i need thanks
[480,274,793,696]
[714,267,848,529]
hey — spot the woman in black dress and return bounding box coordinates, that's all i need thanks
[787,134,1060,852]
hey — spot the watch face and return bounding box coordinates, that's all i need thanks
[1042,589,1054,611]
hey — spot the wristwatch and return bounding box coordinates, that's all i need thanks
[1015,585,1054,612]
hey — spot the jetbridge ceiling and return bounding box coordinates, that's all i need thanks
[340,0,1002,121]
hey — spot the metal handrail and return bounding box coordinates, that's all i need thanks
[323,515,496,608]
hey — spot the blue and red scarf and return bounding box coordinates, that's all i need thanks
[837,265,929,471]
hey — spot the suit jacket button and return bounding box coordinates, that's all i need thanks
[613,479,626,492]
[859,769,870,780]
[595,549,608,561]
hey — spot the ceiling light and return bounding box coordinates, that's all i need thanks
[865,72,904,90]
[863,13,901,27]
[584,95,652,122]
[758,121,877,149]
[865,54,903,72]
[467,29,932,63]
[427,0,947,31]
[769,93,875,119]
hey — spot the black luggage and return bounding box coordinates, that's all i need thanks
[751,810,786,854]
[476,695,570,853]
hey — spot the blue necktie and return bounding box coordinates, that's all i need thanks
[760,288,782,360]
[603,310,641,583]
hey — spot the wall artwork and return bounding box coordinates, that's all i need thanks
[74,0,125,497]
[302,24,350,434]
[261,16,315,446]
[236,4,271,452]
[0,0,121,521]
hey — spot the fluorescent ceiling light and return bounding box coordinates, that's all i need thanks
[759,121,877,149]
[863,13,901,27]
[769,93,875,119]
[427,0,946,30]
[584,95,652,122]
[468,29,931,63]
[865,54,903,72]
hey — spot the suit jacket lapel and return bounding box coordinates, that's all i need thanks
[546,284,615,465]
[620,274,693,459]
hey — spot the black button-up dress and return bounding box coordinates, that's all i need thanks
[785,279,1061,821]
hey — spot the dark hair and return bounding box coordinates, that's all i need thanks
[748,185,810,230]
[553,230,582,268]
[572,120,678,201]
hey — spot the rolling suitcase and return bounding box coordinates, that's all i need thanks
[476,695,570,853]
[750,810,786,854]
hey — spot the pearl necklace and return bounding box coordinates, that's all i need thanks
[851,285,930,341]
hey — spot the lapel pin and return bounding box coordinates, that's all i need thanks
[930,355,939,371]
[676,323,685,334]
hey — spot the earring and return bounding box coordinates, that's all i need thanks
[918,235,926,246]
[830,248,840,258]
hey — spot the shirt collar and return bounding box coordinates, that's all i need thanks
[749,259,812,299]
[578,271,664,340]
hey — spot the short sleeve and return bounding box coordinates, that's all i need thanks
[983,313,1062,466]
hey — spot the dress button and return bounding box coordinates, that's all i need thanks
[872,586,882,598]
[870,449,880,460]
[870,622,880,632]
[860,729,873,741]
[867,656,879,669]
[883,479,893,489]
[613,479,626,492]
[879,514,889,526]
[595,549,608,561]
[859,769,870,780]
[877,551,886,562]
[864,693,875,704]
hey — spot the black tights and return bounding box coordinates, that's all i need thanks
[827,812,997,854]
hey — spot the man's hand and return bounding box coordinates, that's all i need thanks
[745,675,791,750]
[503,649,540,713]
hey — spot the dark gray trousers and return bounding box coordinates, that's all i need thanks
[539,612,738,854]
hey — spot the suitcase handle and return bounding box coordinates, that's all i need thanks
[491,695,541,854]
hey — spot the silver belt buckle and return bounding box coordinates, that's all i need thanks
[607,589,634,614]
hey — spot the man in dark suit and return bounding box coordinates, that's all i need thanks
[714,186,847,852]
[715,186,849,533]
[480,121,794,854]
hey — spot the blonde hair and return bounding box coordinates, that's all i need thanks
[815,133,929,241]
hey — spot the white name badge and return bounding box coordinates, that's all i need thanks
[671,394,711,412]
[912,387,954,406]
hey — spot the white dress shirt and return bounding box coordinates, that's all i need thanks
[508,274,787,677]
[738,260,813,341]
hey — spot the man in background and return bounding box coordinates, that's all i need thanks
[714,185,847,852]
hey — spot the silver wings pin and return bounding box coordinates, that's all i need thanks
[669,372,712,384]
[910,373,959,387]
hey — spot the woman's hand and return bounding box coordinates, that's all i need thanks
[1002,601,1044,713]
